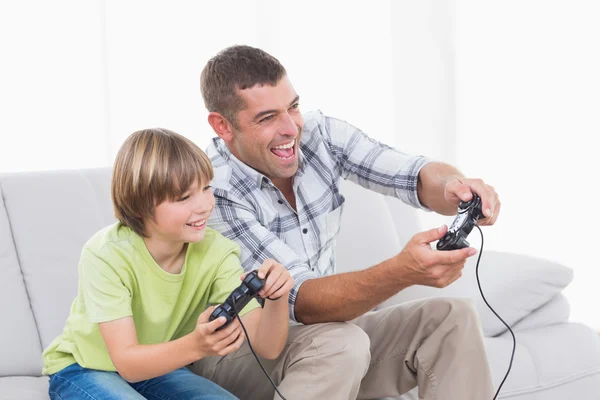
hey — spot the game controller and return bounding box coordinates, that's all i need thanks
[209,270,264,330]
[436,193,485,251]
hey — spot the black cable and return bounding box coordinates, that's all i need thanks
[474,224,516,400]
[231,301,288,400]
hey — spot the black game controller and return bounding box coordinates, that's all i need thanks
[436,193,485,251]
[209,270,264,330]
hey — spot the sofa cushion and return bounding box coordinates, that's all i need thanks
[511,293,571,332]
[378,250,574,337]
[485,322,600,399]
[0,376,49,400]
[0,181,43,376]
[0,168,114,349]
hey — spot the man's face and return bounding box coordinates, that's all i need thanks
[228,76,303,182]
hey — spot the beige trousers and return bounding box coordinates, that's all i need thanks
[188,297,494,400]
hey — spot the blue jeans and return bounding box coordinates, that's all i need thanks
[48,363,238,400]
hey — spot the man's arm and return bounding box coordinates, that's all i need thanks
[417,162,499,224]
[416,162,465,215]
[318,113,498,222]
[294,225,476,324]
[294,255,409,324]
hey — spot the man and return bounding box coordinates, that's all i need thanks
[190,45,499,400]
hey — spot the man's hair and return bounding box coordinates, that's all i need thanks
[111,128,214,237]
[200,45,287,126]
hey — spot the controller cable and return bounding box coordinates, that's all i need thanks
[474,225,516,400]
[232,297,288,400]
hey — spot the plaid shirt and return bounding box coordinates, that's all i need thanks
[206,110,431,321]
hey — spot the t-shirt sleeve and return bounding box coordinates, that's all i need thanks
[80,247,133,323]
[208,252,261,317]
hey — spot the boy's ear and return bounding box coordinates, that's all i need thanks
[207,112,235,142]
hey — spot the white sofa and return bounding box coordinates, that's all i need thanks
[1,167,599,399]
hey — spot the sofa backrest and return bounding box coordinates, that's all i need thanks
[0,182,43,376]
[335,179,422,275]
[0,168,115,373]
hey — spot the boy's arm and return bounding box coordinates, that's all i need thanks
[243,297,289,359]
[99,308,242,383]
[237,259,294,359]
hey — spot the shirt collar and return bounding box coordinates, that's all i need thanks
[212,137,269,188]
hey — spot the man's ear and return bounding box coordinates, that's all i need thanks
[207,112,235,142]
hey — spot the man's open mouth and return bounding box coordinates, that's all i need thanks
[270,139,295,160]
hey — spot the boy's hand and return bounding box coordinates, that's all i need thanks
[242,259,294,301]
[192,306,244,358]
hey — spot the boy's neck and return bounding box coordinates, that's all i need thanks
[143,236,188,274]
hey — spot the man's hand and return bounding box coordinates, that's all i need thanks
[397,225,477,288]
[444,178,500,226]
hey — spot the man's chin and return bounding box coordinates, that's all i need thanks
[268,164,298,181]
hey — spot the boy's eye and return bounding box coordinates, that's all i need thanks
[203,185,212,191]
[178,195,190,202]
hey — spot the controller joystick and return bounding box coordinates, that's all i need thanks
[436,193,485,251]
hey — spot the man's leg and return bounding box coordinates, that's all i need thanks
[353,298,494,400]
[189,322,371,400]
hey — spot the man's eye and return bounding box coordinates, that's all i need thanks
[259,115,275,123]
[290,103,300,110]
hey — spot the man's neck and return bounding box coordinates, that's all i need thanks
[272,177,297,211]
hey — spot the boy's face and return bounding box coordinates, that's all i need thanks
[228,76,303,182]
[145,180,214,244]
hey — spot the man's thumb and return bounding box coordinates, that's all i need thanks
[419,225,447,244]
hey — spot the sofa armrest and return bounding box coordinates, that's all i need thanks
[377,250,574,337]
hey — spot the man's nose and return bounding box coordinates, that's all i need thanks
[280,112,298,136]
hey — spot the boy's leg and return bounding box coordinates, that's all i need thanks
[48,363,144,400]
[189,322,371,400]
[353,298,494,400]
[133,367,237,400]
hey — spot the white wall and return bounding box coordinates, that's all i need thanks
[3,1,596,329]
[103,0,260,155]
[0,1,110,172]
[455,1,600,329]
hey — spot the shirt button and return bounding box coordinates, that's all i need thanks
[302,228,308,234]
[277,199,284,204]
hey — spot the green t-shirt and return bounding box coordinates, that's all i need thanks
[42,222,260,375]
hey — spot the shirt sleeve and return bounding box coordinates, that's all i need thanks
[208,252,261,318]
[314,111,433,210]
[79,248,133,323]
[209,195,318,322]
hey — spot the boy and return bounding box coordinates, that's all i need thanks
[42,128,293,399]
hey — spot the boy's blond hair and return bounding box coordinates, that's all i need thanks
[111,128,213,237]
